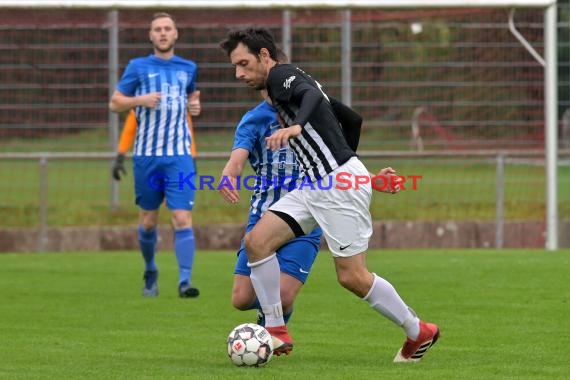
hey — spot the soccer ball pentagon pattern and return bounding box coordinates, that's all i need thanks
[227,323,274,367]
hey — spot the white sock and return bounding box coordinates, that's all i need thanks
[363,273,420,340]
[248,253,284,327]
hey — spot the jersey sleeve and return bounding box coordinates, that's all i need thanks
[330,97,363,151]
[267,65,324,127]
[117,110,138,154]
[187,62,198,94]
[116,60,140,96]
[267,65,295,104]
[232,111,259,153]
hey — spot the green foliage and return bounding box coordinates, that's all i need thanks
[0,249,568,379]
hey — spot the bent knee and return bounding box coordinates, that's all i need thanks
[244,233,269,260]
[139,215,158,231]
[171,210,192,229]
[231,298,251,311]
[231,281,256,311]
[231,292,253,311]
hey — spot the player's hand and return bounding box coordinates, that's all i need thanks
[373,167,401,194]
[140,92,161,109]
[219,175,240,204]
[265,124,302,151]
[112,154,127,181]
[188,90,201,116]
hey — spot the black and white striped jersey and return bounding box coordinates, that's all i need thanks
[266,64,356,182]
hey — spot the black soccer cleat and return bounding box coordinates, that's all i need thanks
[178,282,200,298]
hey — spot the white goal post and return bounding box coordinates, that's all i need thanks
[1,0,559,250]
[0,1,557,8]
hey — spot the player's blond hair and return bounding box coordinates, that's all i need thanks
[150,12,176,28]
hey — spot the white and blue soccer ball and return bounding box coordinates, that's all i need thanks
[227,323,274,367]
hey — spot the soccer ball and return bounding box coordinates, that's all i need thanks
[227,323,274,367]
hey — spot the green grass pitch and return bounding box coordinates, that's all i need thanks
[0,249,568,379]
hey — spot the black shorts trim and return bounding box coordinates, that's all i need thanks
[269,210,305,238]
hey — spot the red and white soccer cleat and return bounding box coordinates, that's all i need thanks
[393,321,440,363]
[266,325,294,356]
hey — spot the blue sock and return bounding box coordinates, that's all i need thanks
[249,298,261,310]
[175,228,195,285]
[284,308,293,324]
[138,226,157,272]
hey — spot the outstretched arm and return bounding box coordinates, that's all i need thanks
[219,148,249,204]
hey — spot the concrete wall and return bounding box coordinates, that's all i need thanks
[1,221,568,253]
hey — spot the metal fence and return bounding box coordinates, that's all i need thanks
[1,5,569,249]
[1,7,565,149]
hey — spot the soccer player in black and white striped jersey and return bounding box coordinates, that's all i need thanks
[221,28,439,362]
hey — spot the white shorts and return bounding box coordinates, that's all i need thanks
[269,157,373,257]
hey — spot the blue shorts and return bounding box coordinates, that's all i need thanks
[133,155,196,211]
[234,214,322,283]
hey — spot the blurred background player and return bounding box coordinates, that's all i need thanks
[109,12,201,298]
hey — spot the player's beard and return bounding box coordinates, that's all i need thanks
[252,76,267,91]
[154,42,175,54]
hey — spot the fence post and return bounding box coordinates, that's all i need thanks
[341,10,352,107]
[282,9,292,61]
[38,155,48,253]
[108,10,120,210]
[495,152,505,249]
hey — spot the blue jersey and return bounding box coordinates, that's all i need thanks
[233,101,303,218]
[116,54,198,157]
[233,101,322,281]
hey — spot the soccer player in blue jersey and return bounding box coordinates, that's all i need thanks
[109,13,201,298]
[219,85,322,334]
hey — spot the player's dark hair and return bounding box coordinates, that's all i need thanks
[220,28,278,61]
